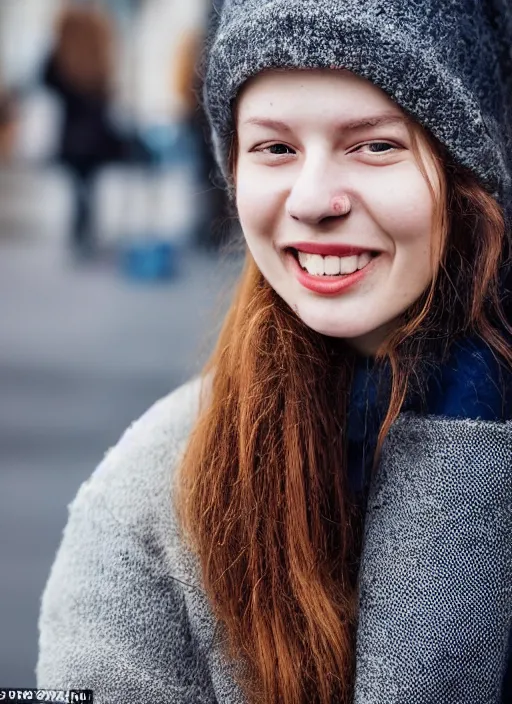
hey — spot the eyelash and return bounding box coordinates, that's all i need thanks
[258,141,399,157]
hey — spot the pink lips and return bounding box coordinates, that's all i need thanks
[284,241,376,257]
[285,248,376,295]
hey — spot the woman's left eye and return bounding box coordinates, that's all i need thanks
[353,141,398,155]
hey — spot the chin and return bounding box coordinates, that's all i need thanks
[297,312,375,341]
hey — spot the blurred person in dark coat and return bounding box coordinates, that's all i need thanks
[42,4,127,259]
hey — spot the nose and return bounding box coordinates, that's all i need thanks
[286,161,352,225]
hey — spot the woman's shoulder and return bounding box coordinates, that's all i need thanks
[37,373,221,699]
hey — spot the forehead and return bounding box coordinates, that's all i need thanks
[236,68,405,128]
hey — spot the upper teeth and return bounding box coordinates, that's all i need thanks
[297,251,373,276]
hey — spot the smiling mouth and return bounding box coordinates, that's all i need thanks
[286,247,380,277]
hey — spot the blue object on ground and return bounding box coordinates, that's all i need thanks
[120,239,180,281]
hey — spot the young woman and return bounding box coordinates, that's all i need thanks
[37,0,512,702]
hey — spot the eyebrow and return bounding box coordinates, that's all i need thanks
[240,113,409,132]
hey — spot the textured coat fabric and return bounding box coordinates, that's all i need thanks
[202,0,512,216]
[37,374,512,703]
[355,413,512,703]
[348,337,512,700]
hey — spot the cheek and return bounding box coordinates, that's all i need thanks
[369,169,434,245]
[236,165,282,236]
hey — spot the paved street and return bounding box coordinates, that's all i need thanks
[0,235,243,686]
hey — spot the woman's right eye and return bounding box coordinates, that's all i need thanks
[259,143,295,155]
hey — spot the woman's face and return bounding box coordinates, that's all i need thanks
[235,69,442,355]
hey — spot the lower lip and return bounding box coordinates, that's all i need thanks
[285,250,377,295]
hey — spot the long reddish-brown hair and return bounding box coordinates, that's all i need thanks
[174,98,512,703]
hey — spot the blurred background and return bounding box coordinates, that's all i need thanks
[0,0,244,686]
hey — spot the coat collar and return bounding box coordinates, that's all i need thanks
[346,335,512,494]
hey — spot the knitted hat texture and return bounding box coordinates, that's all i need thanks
[203,0,512,215]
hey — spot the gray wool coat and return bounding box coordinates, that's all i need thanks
[37,375,512,703]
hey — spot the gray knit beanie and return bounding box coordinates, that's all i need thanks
[202,0,512,217]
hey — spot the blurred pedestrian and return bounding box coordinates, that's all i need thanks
[42,5,127,259]
[37,0,512,702]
